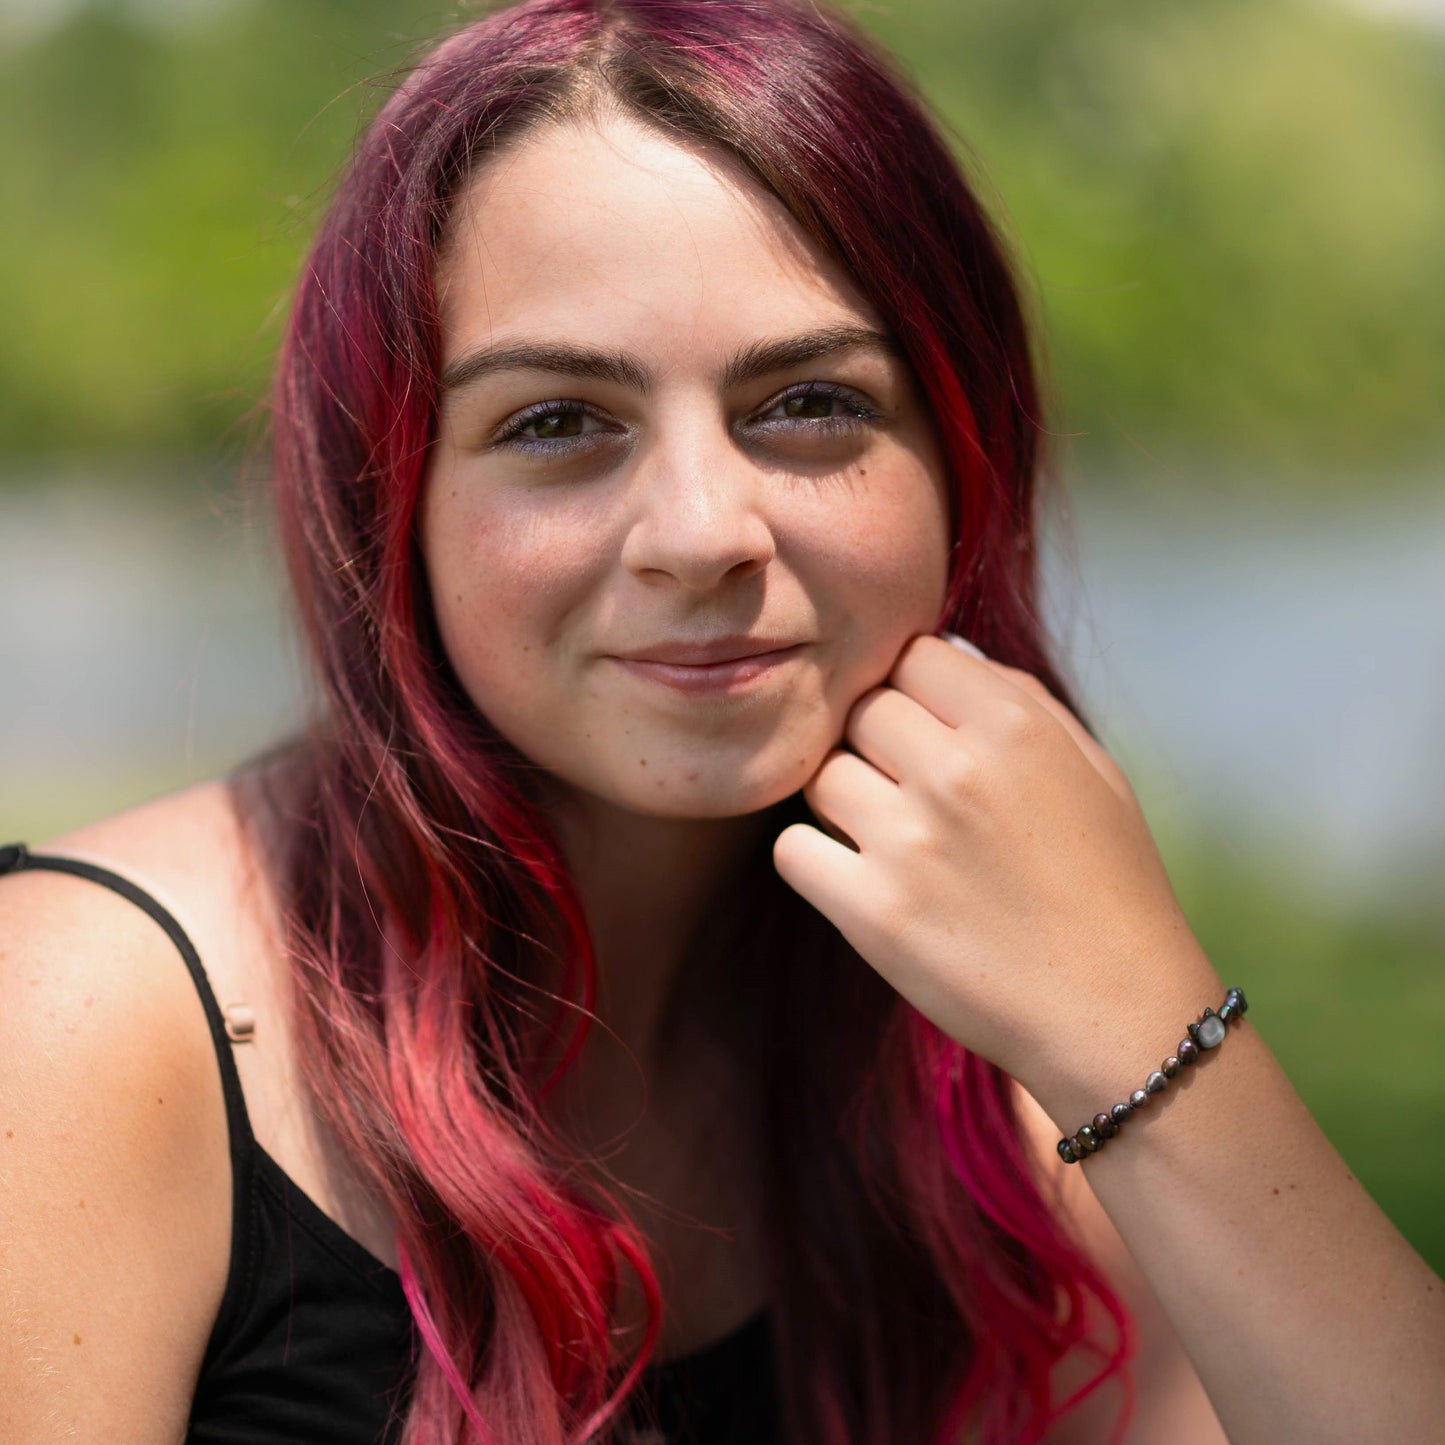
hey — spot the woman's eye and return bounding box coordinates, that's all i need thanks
[752,384,880,431]
[491,402,613,453]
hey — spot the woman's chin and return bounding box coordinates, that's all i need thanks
[554,751,824,823]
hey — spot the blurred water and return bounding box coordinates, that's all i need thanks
[2,466,1442,917]
[0,466,300,815]
[1039,481,1445,916]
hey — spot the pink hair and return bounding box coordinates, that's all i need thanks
[244,0,1136,1440]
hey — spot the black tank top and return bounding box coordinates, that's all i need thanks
[0,843,779,1444]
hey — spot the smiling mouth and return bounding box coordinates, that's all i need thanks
[613,634,801,666]
[609,643,804,695]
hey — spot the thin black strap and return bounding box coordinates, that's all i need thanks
[1,840,262,1358]
[0,842,256,1155]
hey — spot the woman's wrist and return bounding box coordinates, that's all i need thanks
[1055,986,1249,1164]
[1020,939,1228,1141]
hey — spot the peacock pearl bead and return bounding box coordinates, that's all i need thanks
[1145,1070,1168,1094]
[1197,1014,1227,1049]
[1219,1002,1236,1022]
[1094,1112,1118,1138]
[1058,1137,1080,1164]
[1129,1088,1150,1109]
[1178,1038,1200,1065]
[1162,1055,1181,1078]
[1076,1125,1103,1154]
[1225,987,1248,1016]
[1111,1101,1133,1126]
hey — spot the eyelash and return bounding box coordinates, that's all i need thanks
[488,382,883,456]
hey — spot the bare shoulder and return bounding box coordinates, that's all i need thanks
[35,776,282,970]
[1010,1080,1228,1445]
[0,781,248,1443]
[24,775,291,1072]
[1,777,258,1133]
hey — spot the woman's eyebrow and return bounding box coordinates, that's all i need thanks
[438,323,900,395]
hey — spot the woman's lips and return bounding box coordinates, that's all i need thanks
[610,643,804,695]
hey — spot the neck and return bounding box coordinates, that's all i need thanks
[539,791,774,1141]
[539,794,779,1351]
[556,795,769,1058]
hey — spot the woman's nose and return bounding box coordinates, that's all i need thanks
[618,434,776,591]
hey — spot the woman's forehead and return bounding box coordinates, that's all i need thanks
[434,114,882,370]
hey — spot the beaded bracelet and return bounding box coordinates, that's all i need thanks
[1056,988,1249,1165]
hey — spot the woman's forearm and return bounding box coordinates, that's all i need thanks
[1030,951,1445,1445]
[774,635,1442,1438]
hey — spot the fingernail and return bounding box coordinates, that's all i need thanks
[939,630,988,661]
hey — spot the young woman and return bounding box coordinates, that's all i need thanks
[2,1,1440,1442]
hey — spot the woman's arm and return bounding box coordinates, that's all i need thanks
[774,633,1445,1445]
[0,868,232,1444]
[1013,1082,1231,1445]
[1025,970,1445,1445]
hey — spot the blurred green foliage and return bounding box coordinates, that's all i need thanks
[882,0,1445,482]
[1155,806,1445,1276]
[0,0,1441,474]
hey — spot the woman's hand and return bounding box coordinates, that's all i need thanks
[776,632,1445,1445]
[773,631,1222,1118]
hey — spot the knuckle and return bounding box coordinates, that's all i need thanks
[993,659,1037,682]
[997,665,1066,714]
[1006,669,1050,700]
[926,743,986,804]
[891,812,935,856]
[864,872,911,937]
[993,697,1045,745]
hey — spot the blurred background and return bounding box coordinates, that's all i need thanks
[2,0,1442,1270]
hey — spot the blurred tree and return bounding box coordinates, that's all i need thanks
[0,0,1441,484]
[878,0,1445,482]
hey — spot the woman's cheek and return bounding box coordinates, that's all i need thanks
[426,497,607,709]
[799,468,950,689]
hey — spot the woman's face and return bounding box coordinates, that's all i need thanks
[420,113,951,820]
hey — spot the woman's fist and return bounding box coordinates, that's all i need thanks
[773,633,1221,1117]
